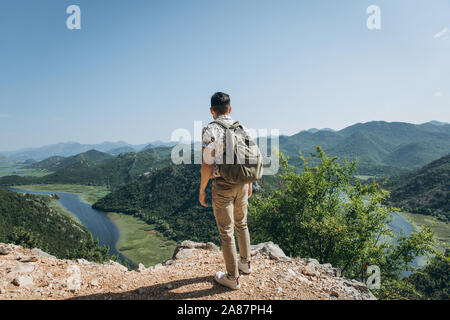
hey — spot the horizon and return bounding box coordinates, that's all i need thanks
[1,119,447,153]
[1,0,449,150]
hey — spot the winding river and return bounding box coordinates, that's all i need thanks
[10,188,423,275]
[9,188,135,268]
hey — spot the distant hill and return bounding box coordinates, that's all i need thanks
[280,121,450,175]
[27,156,67,171]
[1,141,134,161]
[1,140,178,161]
[27,150,114,171]
[384,154,450,221]
[0,155,12,166]
[0,147,173,188]
[2,120,450,181]
[106,146,137,156]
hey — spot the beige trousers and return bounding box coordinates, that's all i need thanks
[212,178,251,279]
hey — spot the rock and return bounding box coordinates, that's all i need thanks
[165,283,173,290]
[318,263,341,277]
[18,255,38,263]
[174,248,195,260]
[137,287,144,295]
[76,259,90,265]
[163,259,175,266]
[330,291,339,298]
[90,278,99,287]
[12,276,34,287]
[11,263,35,274]
[31,248,56,259]
[0,245,12,255]
[0,287,5,294]
[153,263,163,271]
[105,260,128,272]
[136,264,146,273]
[172,241,220,259]
[307,258,320,265]
[303,263,318,277]
[250,242,290,261]
[341,279,376,300]
[297,274,312,285]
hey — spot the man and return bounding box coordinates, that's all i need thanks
[199,92,253,290]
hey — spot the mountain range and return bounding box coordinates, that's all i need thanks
[1,120,450,183]
[278,121,450,175]
[0,141,176,162]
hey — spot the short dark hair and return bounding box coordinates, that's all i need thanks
[211,92,230,115]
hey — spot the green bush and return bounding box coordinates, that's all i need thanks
[249,147,435,289]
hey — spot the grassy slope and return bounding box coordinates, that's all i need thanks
[107,212,177,267]
[399,212,450,254]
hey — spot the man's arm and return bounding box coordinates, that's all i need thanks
[199,147,214,207]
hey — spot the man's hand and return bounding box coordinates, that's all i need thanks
[199,189,208,207]
[248,183,253,198]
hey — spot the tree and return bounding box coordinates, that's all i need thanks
[8,226,43,250]
[249,147,435,289]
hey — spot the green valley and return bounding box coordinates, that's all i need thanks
[107,212,177,267]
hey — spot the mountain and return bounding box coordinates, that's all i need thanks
[384,153,450,221]
[27,150,114,171]
[425,120,449,127]
[142,141,177,151]
[2,120,450,182]
[106,146,137,156]
[26,156,67,171]
[0,147,174,188]
[279,121,450,175]
[1,140,179,161]
[2,141,134,161]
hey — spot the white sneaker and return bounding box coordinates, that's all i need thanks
[238,260,252,274]
[214,271,241,290]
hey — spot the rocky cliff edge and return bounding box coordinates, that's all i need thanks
[0,241,375,300]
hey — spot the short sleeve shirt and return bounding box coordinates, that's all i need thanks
[202,115,252,178]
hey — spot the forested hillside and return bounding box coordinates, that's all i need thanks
[27,150,114,171]
[384,154,450,221]
[93,164,218,243]
[0,187,106,259]
[0,147,172,188]
[279,121,450,176]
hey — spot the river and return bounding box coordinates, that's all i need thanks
[9,188,423,275]
[9,188,135,268]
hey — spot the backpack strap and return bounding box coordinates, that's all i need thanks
[213,120,241,130]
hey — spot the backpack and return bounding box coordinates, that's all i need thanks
[212,119,263,184]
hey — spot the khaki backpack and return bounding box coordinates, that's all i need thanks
[212,119,263,184]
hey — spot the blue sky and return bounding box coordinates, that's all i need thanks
[0,0,449,151]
